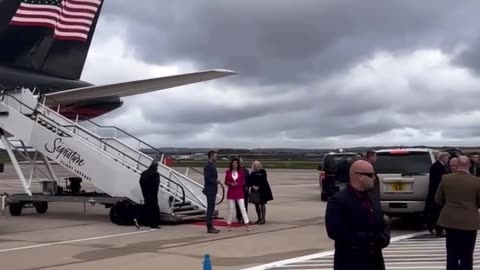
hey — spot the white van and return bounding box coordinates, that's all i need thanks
[374,148,438,218]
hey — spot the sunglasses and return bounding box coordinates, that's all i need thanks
[355,172,376,178]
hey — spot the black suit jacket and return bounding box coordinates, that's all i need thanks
[470,162,480,176]
[203,161,218,196]
[325,185,390,270]
[139,167,160,204]
[426,160,447,210]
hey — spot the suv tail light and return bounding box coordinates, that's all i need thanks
[320,170,325,181]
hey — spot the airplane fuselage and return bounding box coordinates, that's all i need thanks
[0,65,93,91]
[0,66,123,120]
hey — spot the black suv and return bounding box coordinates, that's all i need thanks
[318,152,359,201]
[440,147,463,158]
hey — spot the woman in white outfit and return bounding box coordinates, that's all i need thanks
[224,158,250,231]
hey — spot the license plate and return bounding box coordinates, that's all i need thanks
[386,183,411,191]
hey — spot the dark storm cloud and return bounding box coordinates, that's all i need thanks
[140,93,317,125]
[455,36,480,74]
[116,86,416,140]
[100,0,480,86]
[90,48,480,146]
[84,1,480,148]
[442,129,475,138]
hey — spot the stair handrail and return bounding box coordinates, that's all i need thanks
[157,172,185,206]
[1,92,146,171]
[39,94,206,176]
[0,91,187,205]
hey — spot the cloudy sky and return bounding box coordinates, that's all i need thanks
[80,0,480,149]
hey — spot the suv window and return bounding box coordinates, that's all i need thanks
[374,151,432,174]
[323,154,357,173]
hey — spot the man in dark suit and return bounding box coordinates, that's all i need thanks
[469,153,480,176]
[139,159,161,229]
[203,150,220,233]
[435,156,480,270]
[364,150,379,197]
[365,150,377,164]
[325,160,390,270]
[425,151,449,236]
[335,158,351,186]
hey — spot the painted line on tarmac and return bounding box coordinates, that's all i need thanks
[272,184,318,188]
[240,231,427,270]
[0,229,156,253]
[271,194,318,198]
[0,222,106,236]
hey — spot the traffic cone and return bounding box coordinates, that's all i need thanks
[203,254,212,270]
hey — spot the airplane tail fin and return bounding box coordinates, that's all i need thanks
[0,0,104,80]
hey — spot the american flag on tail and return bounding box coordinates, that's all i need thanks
[8,0,102,42]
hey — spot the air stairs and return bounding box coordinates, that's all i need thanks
[0,88,224,224]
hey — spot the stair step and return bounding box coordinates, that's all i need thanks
[173,205,198,212]
[35,118,70,137]
[173,209,205,216]
[173,201,191,207]
[176,214,208,221]
[160,210,218,223]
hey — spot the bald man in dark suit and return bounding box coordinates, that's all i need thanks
[326,160,390,270]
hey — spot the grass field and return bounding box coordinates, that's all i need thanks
[0,151,321,170]
[171,160,320,170]
[0,159,319,170]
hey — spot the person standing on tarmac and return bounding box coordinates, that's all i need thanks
[469,153,480,176]
[325,160,390,270]
[335,158,351,190]
[425,151,449,236]
[364,150,379,197]
[435,156,480,270]
[139,159,161,229]
[235,157,251,224]
[203,151,220,233]
[224,158,250,231]
[249,161,274,224]
[365,150,377,164]
[449,157,459,173]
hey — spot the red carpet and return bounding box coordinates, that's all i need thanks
[190,219,247,227]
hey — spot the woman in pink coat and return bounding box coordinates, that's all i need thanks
[224,158,250,231]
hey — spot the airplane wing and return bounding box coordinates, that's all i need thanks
[43,69,237,105]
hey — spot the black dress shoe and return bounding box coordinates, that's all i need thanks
[208,228,220,233]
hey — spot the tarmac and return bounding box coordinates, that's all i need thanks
[0,164,423,270]
[241,232,466,270]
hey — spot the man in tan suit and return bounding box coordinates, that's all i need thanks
[435,156,480,270]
